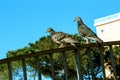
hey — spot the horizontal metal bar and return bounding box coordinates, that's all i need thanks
[0,41,120,64]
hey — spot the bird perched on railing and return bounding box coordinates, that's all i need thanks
[74,16,103,44]
[46,27,80,48]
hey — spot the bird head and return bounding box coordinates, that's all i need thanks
[46,27,55,33]
[74,16,82,22]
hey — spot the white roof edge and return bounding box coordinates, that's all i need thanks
[94,12,120,26]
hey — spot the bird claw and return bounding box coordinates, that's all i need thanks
[85,41,89,44]
[59,45,65,48]
[59,44,65,48]
[85,39,90,44]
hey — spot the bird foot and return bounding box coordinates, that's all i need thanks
[59,44,65,48]
[85,42,89,44]
[59,45,65,48]
[85,39,90,44]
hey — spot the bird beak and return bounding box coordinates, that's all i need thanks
[46,30,49,33]
[73,19,76,21]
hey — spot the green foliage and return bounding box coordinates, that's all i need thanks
[0,64,9,80]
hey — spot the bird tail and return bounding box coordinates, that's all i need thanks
[95,37,104,47]
[95,37,103,43]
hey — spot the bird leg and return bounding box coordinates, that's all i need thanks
[59,44,64,48]
[85,39,90,44]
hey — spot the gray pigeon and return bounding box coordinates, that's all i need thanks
[46,27,80,48]
[74,16,103,44]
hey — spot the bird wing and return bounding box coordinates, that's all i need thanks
[78,23,103,43]
[51,32,66,44]
[78,24,88,37]
[84,26,103,43]
[52,32,80,44]
[57,32,80,43]
[61,37,80,43]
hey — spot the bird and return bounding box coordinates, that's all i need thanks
[74,16,103,44]
[46,27,80,48]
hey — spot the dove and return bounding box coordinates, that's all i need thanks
[46,27,80,48]
[74,16,103,44]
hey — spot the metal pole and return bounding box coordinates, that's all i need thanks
[74,49,83,80]
[62,52,68,80]
[99,47,106,80]
[22,59,27,80]
[7,62,12,80]
[49,54,55,80]
[86,48,95,80]
[109,45,117,80]
[36,56,41,80]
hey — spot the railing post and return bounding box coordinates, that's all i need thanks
[49,54,55,80]
[62,51,68,80]
[7,62,12,80]
[74,49,83,80]
[36,56,41,80]
[99,46,106,80]
[86,48,95,80]
[109,45,117,80]
[22,58,27,80]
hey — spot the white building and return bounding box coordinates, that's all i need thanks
[94,13,120,42]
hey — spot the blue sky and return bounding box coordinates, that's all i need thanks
[0,0,120,59]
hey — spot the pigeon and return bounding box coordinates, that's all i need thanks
[46,27,80,48]
[74,16,103,44]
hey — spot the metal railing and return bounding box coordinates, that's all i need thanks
[0,41,120,80]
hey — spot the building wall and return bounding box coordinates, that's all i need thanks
[94,13,120,42]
